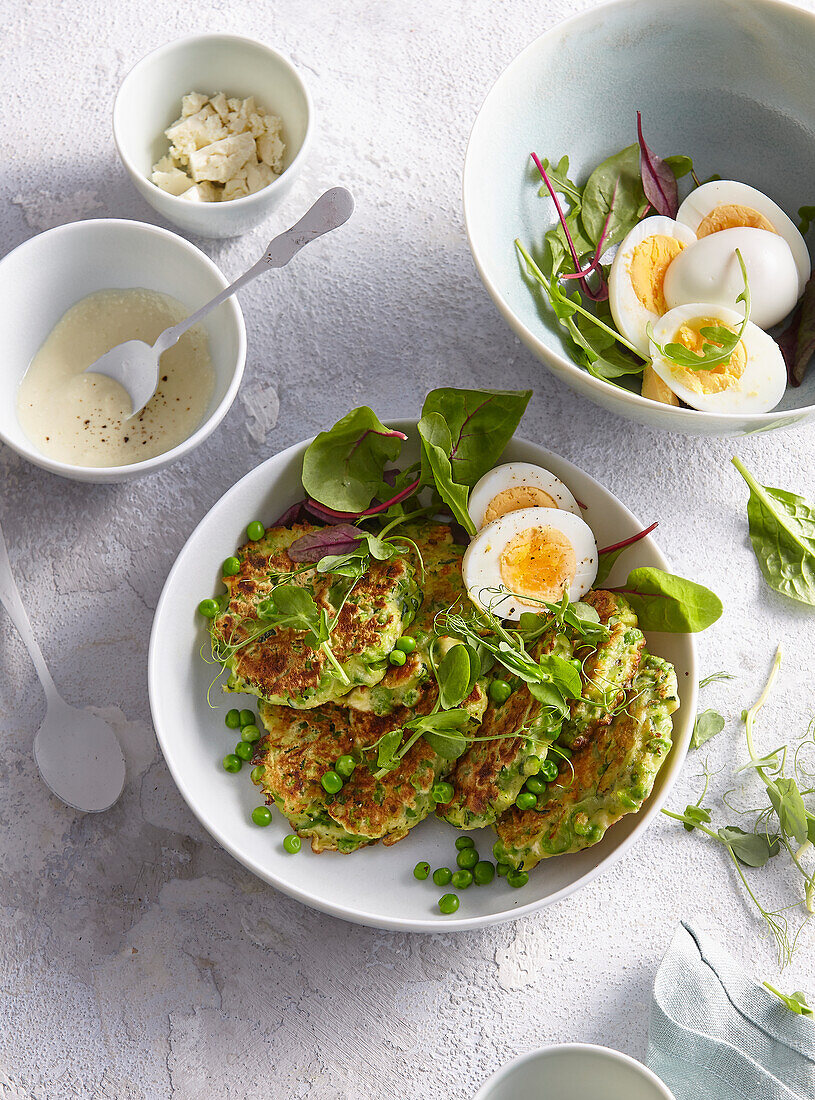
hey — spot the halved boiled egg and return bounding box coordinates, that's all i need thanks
[462,507,598,620]
[676,180,810,296]
[467,462,580,530]
[663,226,799,329]
[608,216,698,356]
[648,302,787,414]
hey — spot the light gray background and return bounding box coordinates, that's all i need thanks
[2,1,815,1097]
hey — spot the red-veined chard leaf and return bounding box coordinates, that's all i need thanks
[302,406,406,512]
[636,111,678,217]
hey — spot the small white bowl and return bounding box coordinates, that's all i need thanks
[114,34,313,239]
[474,1044,676,1100]
[0,218,246,483]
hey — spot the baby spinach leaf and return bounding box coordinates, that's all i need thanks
[636,112,678,218]
[763,983,813,1018]
[581,143,647,250]
[691,709,725,750]
[302,406,405,511]
[610,567,723,632]
[417,412,476,535]
[719,826,781,867]
[663,154,694,180]
[732,457,815,607]
[421,387,532,487]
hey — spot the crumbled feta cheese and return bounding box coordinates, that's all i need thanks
[151,92,286,202]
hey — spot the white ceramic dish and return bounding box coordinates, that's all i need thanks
[149,422,696,931]
[114,34,313,239]
[463,0,815,436]
[0,218,246,483]
[474,1044,676,1100]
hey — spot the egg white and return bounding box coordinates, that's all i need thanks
[467,462,581,530]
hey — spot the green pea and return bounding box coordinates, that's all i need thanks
[516,791,538,811]
[251,806,272,827]
[473,860,495,886]
[489,679,512,704]
[496,862,511,878]
[225,708,241,729]
[492,841,504,861]
[455,836,475,850]
[247,521,265,542]
[431,781,455,804]
[250,765,264,784]
[525,775,547,795]
[438,893,459,914]
[451,869,473,889]
[540,758,559,782]
[283,833,301,853]
[413,861,430,880]
[523,755,542,775]
[456,847,479,870]
[433,867,452,886]
[241,724,261,743]
[395,635,417,653]
[223,556,241,577]
[572,813,592,836]
[198,598,219,618]
[239,709,257,728]
[321,770,343,795]
[335,754,356,778]
[507,870,529,889]
[388,649,407,667]
[222,753,242,773]
[234,741,253,761]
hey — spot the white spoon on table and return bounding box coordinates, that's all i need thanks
[85,186,355,416]
[0,516,125,812]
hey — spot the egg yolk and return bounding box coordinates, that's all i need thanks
[484,486,557,524]
[696,203,776,237]
[669,316,747,395]
[499,525,576,604]
[629,234,686,314]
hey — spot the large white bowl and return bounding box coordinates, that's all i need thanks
[463,0,815,436]
[0,218,246,483]
[114,35,313,239]
[148,421,697,931]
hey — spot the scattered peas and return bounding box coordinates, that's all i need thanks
[496,862,511,878]
[493,841,503,861]
[489,679,512,704]
[438,893,459,914]
[239,709,257,728]
[321,770,343,795]
[451,869,473,889]
[473,860,495,886]
[515,791,538,811]
[223,556,241,577]
[455,836,475,850]
[335,754,356,778]
[241,724,261,743]
[431,781,455,804]
[222,753,242,773]
[433,867,452,886]
[225,708,241,730]
[540,758,559,782]
[247,521,266,542]
[525,775,547,795]
[413,861,430,880]
[251,806,272,827]
[388,649,407,667]
[283,833,301,853]
[456,847,479,870]
[507,869,529,889]
[198,598,219,618]
[250,765,264,784]
[395,635,417,654]
[234,741,253,761]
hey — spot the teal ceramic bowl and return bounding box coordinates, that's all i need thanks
[464,0,815,436]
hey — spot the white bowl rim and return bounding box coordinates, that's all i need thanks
[0,216,247,479]
[473,1042,676,1099]
[462,0,815,428]
[113,32,315,212]
[148,421,697,932]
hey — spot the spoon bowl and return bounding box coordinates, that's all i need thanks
[34,700,126,813]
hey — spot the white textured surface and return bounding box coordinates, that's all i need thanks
[2,1,815,1097]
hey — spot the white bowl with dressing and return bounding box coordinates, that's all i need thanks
[0,218,246,483]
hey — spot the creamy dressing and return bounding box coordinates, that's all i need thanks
[17,287,215,467]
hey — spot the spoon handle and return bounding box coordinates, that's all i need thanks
[154,186,355,355]
[0,516,60,706]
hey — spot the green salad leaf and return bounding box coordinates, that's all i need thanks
[417,412,475,535]
[662,154,694,179]
[302,406,405,511]
[732,457,815,607]
[610,567,722,632]
[692,709,725,750]
[717,826,781,868]
[421,387,532,487]
[580,143,647,250]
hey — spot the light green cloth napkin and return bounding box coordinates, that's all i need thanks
[648,921,815,1100]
